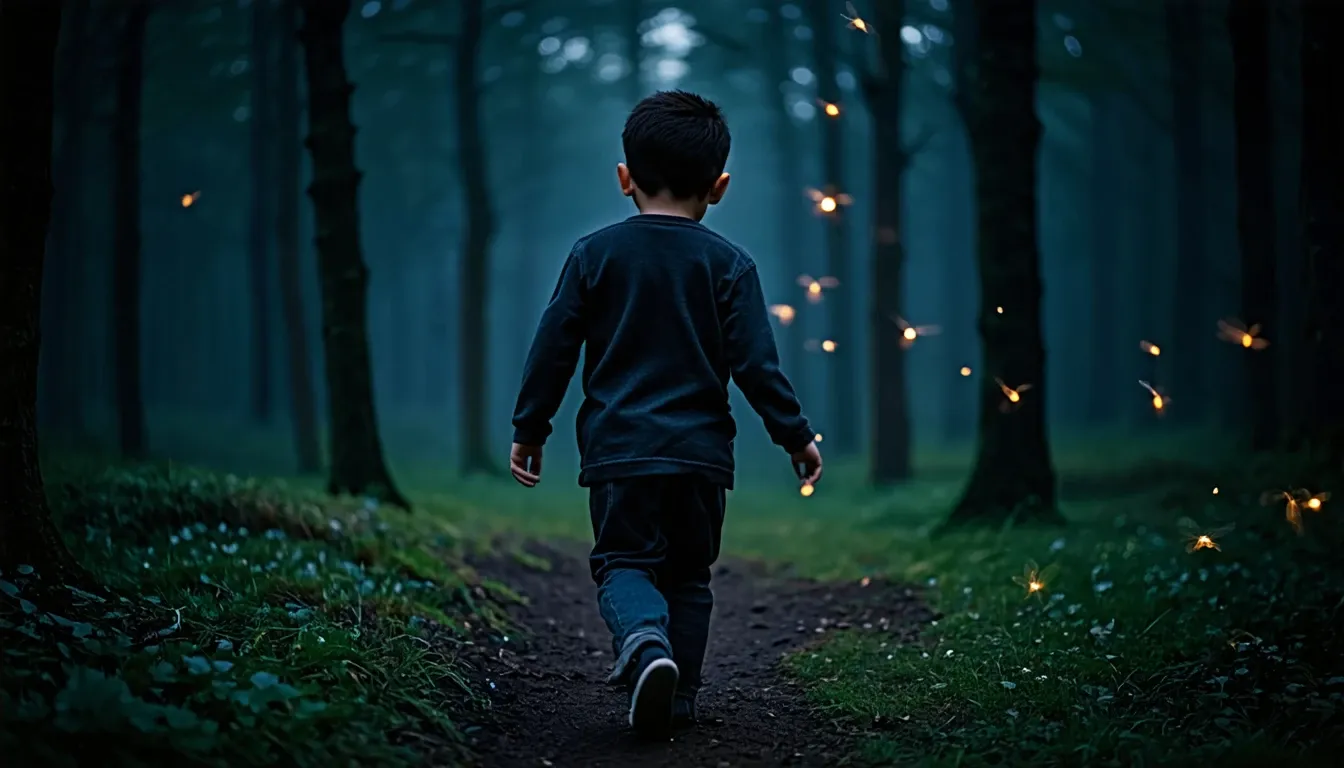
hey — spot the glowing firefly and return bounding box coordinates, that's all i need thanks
[994,377,1032,412]
[817,99,841,117]
[1140,340,1161,356]
[1304,491,1329,511]
[180,191,201,208]
[1212,487,1219,495]
[813,433,824,443]
[995,306,1004,315]
[797,274,839,303]
[1012,561,1058,600]
[1217,318,1269,350]
[890,315,941,349]
[1262,489,1309,534]
[960,366,972,377]
[806,187,853,215]
[805,339,838,353]
[1178,517,1235,553]
[842,1,873,34]
[768,304,797,325]
[1138,380,1171,414]
[800,482,815,497]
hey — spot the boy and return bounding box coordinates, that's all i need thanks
[508,90,823,739]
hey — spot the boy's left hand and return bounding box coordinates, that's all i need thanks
[510,443,543,487]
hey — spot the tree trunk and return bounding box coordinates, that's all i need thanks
[807,0,858,456]
[298,0,408,508]
[248,0,275,424]
[1299,0,1344,469]
[453,0,497,476]
[1084,90,1120,426]
[763,4,806,400]
[867,0,912,484]
[276,0,321,473]
[1228,0,1277,451]
[40,0,93,440]
[1165,0,1207,424]
[111,1,149,459]
[942,0,977,444]
[947,0,1061,527]
[0,0,90,584]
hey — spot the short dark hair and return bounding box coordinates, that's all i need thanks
[622,90,731,200]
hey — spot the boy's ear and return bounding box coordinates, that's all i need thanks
[616,163,636,197]
[706,172,731,205]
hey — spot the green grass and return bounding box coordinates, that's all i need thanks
[10,430,1344,766]
[0,463,518,767]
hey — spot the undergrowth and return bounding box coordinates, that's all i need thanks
[0,464,516,767]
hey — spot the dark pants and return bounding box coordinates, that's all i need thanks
[588,474,725,706]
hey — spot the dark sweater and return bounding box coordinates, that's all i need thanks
[511,213,814,489]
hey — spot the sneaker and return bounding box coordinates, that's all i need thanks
[672,697,698,730]
[627,647,679,738]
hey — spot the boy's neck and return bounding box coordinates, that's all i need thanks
[634,193,705,221]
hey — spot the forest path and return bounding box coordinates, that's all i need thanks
[462,542,933,767]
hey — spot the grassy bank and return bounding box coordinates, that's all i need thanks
[0,463,517,767]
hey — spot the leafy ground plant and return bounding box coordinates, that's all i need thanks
[0,464,513,767]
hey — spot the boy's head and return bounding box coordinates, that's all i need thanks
[618,90,731,220]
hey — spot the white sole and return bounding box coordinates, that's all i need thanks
[627,657,679,736]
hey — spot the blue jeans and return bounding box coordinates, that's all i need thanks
[588,474,725,708]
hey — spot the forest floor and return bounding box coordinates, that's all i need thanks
[5,434,1344,766]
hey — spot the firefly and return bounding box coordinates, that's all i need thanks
[1305,491,1329,511]
[180,191,201,208]
[1140,340,1161,356]
[797,274,839,304]
[1217,318,1269,350]
[960,366,972,377]
[842,1,873,34]
[995,306,1004,314]
[813,433,824,443]
[1012,561,1058,600]
[1178,517,1235,553]
[1212,487,1219,495]
[800,482,815,497]
[1261,489,1307,534]
[860,576,871,587]
[768,304,797,325]
[994,377,1032,412]
[804,339,838,353]
[1138,380,1171,414]
[817,99,841,117]
[890,315,941,349]
[806,187,853,215]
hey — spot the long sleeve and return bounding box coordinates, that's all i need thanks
[722,264,815,452]
[511,250,586,446]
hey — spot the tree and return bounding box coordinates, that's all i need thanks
[0,0,89,583]
[946,0,1061,526]
[248,0,276,424]
[1084,89,1121,427]
[276,0,322,474]
[453,0,498,475]
[111,0,151,459]
[806,0,859,457]
[40,0,93,440]
[1227,0,1277,451]
[1164,0,1207,424]
[860,0,913,483]
[298,0,408,508]
[941,0,977,444]
[1298,0,1344,468]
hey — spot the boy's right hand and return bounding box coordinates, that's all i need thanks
[791,442,823,487]
[510,443,543,487]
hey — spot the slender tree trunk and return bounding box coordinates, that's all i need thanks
[248,0,275,423]
[40,0,93,440]
[947,0,1061,527]
[808,0,858,456]
[942,0,977,444]
[866,0,911,483]
[1228,0,1277,451]
[298,0,408,507]
[1299,0,1344,469]
[276,0,321,473]
[1165,0,1206,424]
[111,1,149,459]
[453,0,497,476]
[0,0,90,583]
[1085,90,1120,426]
[763,4,806,399]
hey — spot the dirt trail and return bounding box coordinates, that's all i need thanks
[463,543,934,767]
